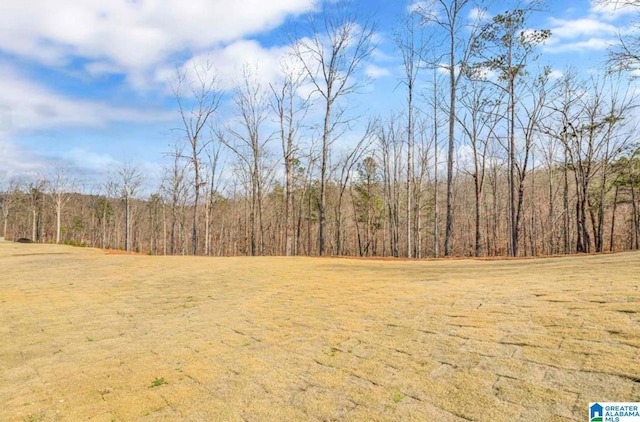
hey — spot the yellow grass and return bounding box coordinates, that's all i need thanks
[1,242,639,421]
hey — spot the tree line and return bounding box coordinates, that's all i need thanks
[2,0,640,258]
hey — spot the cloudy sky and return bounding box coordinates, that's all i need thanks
[0,0,636,191]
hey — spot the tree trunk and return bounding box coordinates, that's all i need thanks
[319,98,332,256]
[631,184,639,250]
[56,200,62,244]
[474,175,482,257]
[563,151,570,254]
[444,34,455,257]
[610,184,618,252]
[285,157,294,256]
[508,72,517,257]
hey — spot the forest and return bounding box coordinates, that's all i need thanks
[2,0,640,258]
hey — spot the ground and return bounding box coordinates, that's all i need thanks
[1,243,639,421]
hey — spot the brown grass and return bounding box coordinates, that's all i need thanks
[1,242,639,421]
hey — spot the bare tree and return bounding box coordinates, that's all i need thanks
[162,141,190,255]
[224,65,274,256]
[0,177,21,240]
[332,121,375,255]
[417,0,485,256]
[271,62,310,256]
[394,8,428,258]
[589,75,638,252]
[539,70,582,254]
[472,2,550,256]
[116,163,144,252]
[291,0,377,255]
[377,116,402,257]
[147,192,164,255]
[48,164,76,244]
[553,74,637,252]
[27,177,47,242]
[457,79,502,256]
[424,66,448,257]
[203,138,224,256]
[174,62,221,255]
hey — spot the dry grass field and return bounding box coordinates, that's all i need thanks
[1,242,639,421]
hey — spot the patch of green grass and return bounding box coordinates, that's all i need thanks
[148,377,167,388]
[393,393,404,403]
[86,337,94,342]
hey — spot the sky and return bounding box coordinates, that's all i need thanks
[0,0,637,192]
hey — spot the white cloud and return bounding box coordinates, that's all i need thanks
[549,69,564,80]
[0,65,173,134]
[0,139,48,178]
[468,7,490,22]
[365,64,391,79]
[548,17,618,39]
[407,1,428,14]
[543,37,614,53]
[407,0,442,22]
[543,11,631,55]
[0,0,315,84]
[67,148,118,173]
[156,40,291,93]
[0,139,166,191]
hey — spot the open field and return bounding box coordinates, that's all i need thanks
[1,243,639,421]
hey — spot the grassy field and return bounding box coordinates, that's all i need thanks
[1,243,639,421]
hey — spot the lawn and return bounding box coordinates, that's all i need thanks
[1,242,639,421]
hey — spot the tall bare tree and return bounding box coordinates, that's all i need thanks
[473,2,550,256]
[292,0,377,255]
[332,121,375,255]
[417,0,485,256]
[224,65,274,256]
[162,141,190,255]
[457,79,501,256]
[204,138,223,256]
[378,116,402,257]
[174,62,221,255]
[394,8,428,258]
[0,178,20,240]
[116,163,143,252]
[27,177,47,242]
[271,62,310,256]
[552,74,637,252]
[48,165,75,244]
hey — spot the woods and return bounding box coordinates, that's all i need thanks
[1,0,639,258]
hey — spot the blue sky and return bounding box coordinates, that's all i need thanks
[0,0,636,191]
